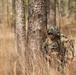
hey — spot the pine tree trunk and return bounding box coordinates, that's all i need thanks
[74,0,76,20]
[28,0,49,75]
[47,0,56,28]
[2,0,8,26]
[7,0,13,27]
[68,0,71,15]
[0,0,2,24]
[15,0,26,75]
[60,0,65,17]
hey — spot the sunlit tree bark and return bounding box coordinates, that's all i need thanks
[15,0,26,75]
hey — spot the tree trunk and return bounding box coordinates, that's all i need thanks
[47,0,56,28]
[60,0,65,17]
[7,0,13,27]
[58,0,65,30]
[74,0,76,20]
[0,0,2,24]
[2,0,8,26]
[68,0,70,13]
[28,0,49,75]
[15,0,26,75]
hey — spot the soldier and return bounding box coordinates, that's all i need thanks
[43,25,61,69]
[43,26,60,57]
[43,25,74,71]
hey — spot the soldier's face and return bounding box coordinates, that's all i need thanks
[49,34,55,39]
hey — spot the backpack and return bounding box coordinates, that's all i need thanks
[61,34,74,61]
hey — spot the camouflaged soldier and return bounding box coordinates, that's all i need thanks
[43,25,62,69]
[43,25,74,70]
[43,25,61,59]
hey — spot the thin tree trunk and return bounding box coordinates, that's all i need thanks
[60,0,65,17]
[47,0,56,28]
[68,0,71,15]
[15,0,26,75]
[74,0,76,20]
[7,0,13,27]
[2,0,8,26]
[0,0,2,24]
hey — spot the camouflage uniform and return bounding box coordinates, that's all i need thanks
[61,34,74,62]
[43,26,74,71]
[43,26,61,70]
[43,37,60,56]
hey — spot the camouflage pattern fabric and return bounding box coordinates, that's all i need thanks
[47,25,60,35]
[61,34,74,61]
[43,34,74,71]
[43,37,63,71]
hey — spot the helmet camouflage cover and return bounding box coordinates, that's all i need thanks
[47,25,60,35]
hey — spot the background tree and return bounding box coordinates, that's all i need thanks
[67,0,76,16]
[0,0,2,24]
[15,0,26,75]
[2,0,8,26]
[60,0,65,17]
[47,0,56,28]
[68,0,71,15]
[72,0,76,20]
[7,0,13,27]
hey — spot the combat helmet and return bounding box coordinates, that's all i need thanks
[47,25,60,36]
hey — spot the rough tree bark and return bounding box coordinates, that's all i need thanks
[47,0,56,28]
[28,0,49,75]
[15,0,26,75]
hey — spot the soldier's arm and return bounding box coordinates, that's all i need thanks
[42,38,48,48]
[42,38,50,54]
[42,39,47,51]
